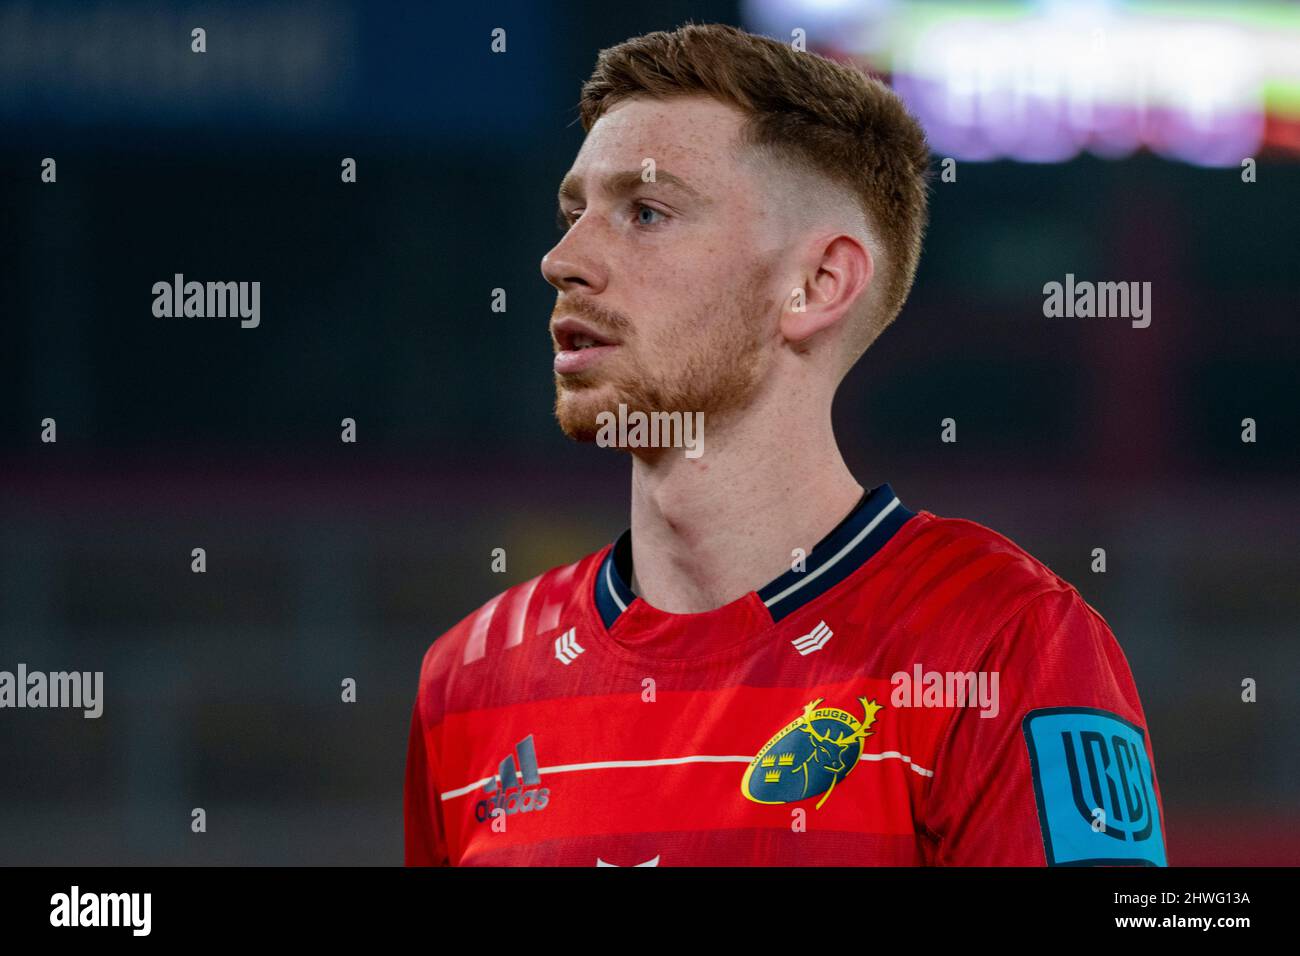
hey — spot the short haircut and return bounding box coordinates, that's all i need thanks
[579,22,932,351]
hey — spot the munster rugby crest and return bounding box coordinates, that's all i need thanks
[741,697,882,809]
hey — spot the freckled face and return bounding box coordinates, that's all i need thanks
[541,95,782,442]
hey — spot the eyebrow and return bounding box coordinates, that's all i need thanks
[557,168,706,208]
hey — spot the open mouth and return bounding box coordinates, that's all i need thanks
[552,317,621,374]
[553,319,617,352]
[567,332,606,351]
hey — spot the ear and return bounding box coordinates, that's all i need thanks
[779,233,873,346]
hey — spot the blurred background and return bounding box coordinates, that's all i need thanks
[0,0,1297,865]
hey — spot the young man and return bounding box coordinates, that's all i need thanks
[405,24,1167,866]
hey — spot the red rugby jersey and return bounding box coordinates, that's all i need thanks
[404,483,1167,866]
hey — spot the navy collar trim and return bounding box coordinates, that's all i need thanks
[594,483,914,628]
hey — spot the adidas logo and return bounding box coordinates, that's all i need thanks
[791,620,833,655]
[476,734,550,823]
[554,626,584,665]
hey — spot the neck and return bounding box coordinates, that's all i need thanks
[627,393,863,614]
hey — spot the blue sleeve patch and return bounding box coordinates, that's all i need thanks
[1022,707,1166,866]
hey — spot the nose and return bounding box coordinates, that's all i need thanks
[540,222,606,294]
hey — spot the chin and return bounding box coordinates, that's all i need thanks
[554,383,614,443]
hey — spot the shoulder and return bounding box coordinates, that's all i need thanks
[882,509,1114,659]
[412,544,610,719]
[904,510,1127,663]
[904,509,1074,611]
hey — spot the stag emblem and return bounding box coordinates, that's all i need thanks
[741,696,882,808]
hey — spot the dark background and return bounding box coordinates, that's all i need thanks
[1,0,1297,864]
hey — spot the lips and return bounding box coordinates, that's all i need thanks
[552,314,620,374]
[552,315,617,352]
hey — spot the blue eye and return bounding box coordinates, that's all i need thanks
[635,203,665,226]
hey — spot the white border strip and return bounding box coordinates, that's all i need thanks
[604,559,628,612]
[762,496,901,609]
[440,748,933,800]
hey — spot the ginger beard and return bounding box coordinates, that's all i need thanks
[552,261,776,444]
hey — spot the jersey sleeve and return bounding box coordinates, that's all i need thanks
[404,687,451,866]
[921,587,1167,866]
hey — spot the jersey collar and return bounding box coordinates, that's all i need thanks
[594,482,914,629]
